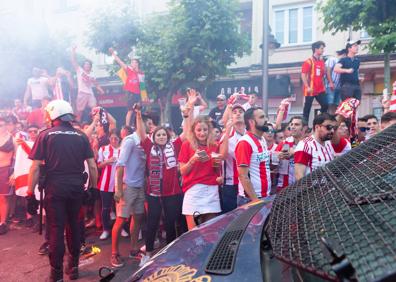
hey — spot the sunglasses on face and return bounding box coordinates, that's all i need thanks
[321,124,336,131]
[217,99,225,102]
[359,127,370,132]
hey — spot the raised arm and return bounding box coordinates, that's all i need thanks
[106,111,117,131]
[197,93,208,112]
[179,104,193,142]
[135,109,146,142]
[109,48,128,70]
[125,110,133,126]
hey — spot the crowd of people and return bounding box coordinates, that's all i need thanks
[0,40,396,282]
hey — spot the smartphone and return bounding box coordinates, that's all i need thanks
[197,150,209,158]
[282,143,290,152]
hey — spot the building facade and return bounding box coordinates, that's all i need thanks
[210,0,396,123]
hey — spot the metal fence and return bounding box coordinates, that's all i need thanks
[268,124,396,281]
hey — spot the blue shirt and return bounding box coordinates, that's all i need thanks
[116,133,146,188]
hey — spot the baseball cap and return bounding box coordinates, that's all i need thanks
[346,40,361,49]
[232,103,245,112]
[217,94,226,101]
[336,49,347,55]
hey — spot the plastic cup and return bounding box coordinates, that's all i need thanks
[211,152,221,168]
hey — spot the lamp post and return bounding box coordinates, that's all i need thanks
[261,0,280,116]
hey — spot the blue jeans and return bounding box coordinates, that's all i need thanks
[326,87,341,105]
[100,191,114,231]
[220,184,238,214]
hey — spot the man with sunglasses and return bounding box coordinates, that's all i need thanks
[294,113,336,180]
[275,116,308,191]
[209,94,227,126]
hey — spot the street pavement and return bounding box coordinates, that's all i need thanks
[0,221,143,282]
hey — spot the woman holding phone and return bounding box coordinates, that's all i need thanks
[179,115,231,230]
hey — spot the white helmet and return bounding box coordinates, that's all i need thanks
[45,100,75,121]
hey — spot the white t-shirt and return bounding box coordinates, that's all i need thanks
[76,66,95,94]
[27,77,49,100]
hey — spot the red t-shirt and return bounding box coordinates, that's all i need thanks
[124,67,141,94]
[178,140,220,193]
[301,56,326,96]
[141,137,183,197]
[27,109,45,128]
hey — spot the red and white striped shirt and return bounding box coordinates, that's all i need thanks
[275,137,297,189]
[235,132,271,198]
[331,138,351,157]
[98,145,120,192]
[294,135,335,175]
[222,127,246,186]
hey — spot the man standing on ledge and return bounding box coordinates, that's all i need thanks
[334,40,362,101]
[301,41,331,123]
[27,100,98,281]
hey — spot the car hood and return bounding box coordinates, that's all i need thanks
[128,199,273,281]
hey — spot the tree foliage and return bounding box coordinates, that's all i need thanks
[319,0,396,54]
[86,0,249,99]
[86,1,141,60]
[139,0,249,97]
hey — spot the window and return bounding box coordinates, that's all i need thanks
[240,3,253,48]
[273,4,315,46]
[303,7,312,42]
[360,29,370,39]
[288,9,298,44]
[275,11,284,45]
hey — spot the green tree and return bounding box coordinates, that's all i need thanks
[139,0,249,121]
[86,0,249,121]
[86,1,141,74]
[319,0,396,92]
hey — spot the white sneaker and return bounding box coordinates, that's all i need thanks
[139,254,151,267]
[121,229,129,238]
[140,239,160,252]
[110,212,116,220]
[99,231,110,240]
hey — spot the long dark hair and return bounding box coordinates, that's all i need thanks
[152,126,171,146]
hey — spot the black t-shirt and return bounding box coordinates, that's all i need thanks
[29,123,94,180]
[339,56,360,85]
[209,107,225,125]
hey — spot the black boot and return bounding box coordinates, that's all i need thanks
[49,267,63,282]
[65,255,79,280]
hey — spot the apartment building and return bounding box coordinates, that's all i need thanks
[209,0,396,122]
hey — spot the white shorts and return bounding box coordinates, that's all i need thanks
[76,91,97,112]
[182,184,221,215]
